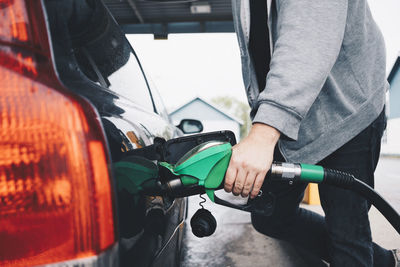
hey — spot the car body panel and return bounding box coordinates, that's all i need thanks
[43,0,186,266]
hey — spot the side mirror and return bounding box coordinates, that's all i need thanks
[177,119,203,134]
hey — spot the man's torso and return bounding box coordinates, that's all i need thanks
[232,0,388,163]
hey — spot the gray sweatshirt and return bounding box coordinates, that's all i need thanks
[232,0,388,164]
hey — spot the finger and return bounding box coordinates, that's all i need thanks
[232,168,247,196]
[224,166,237,193]
[241,171,256,198]
[250,172,267,199]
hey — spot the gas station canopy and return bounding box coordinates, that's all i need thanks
[103,0,234,37]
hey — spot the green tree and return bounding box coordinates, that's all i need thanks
[211,96,251,139]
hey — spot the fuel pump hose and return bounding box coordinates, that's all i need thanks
[270,162,400,235]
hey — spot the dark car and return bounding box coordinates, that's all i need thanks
[0,0,201,266]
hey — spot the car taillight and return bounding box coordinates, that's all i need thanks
[0,1,117,266]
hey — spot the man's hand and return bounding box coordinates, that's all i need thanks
[224,123,280,199]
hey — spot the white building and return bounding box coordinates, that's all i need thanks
[169,97,243,141]
[381,53,400,155]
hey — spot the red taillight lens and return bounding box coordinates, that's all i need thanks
[0,0,30,44]
[0,57,116,267]
[0,1,116,266]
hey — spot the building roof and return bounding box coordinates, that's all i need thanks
[103,0,233,36]
[388,53,400,84]
[169,97,244,125]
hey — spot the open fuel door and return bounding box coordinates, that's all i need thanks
[123,130,237,163]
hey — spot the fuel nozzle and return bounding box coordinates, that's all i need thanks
[156,177,206,198]
[270,162,302,183]
[270,162,325,184]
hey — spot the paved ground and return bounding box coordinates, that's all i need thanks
[181,157,400,267]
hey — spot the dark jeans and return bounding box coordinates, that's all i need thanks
[251,110,394,267]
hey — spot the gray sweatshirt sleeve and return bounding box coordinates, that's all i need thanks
[252,0,348,140]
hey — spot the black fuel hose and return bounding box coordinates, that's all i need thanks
[323,168,400,235]
[270,162,400,235]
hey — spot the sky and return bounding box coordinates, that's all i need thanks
[127,0,400,110]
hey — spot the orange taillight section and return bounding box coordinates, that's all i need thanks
[0,62,115,266]
[0,0,30,44]
[89,141,115,250]
[0,1,116,265]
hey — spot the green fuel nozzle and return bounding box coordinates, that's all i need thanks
[113,141,332,214]
[269,162,324,183]
[157,141,232,202]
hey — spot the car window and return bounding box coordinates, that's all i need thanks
[146,76,171,122]
[105,49,155,112]
[67,6,155,112]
